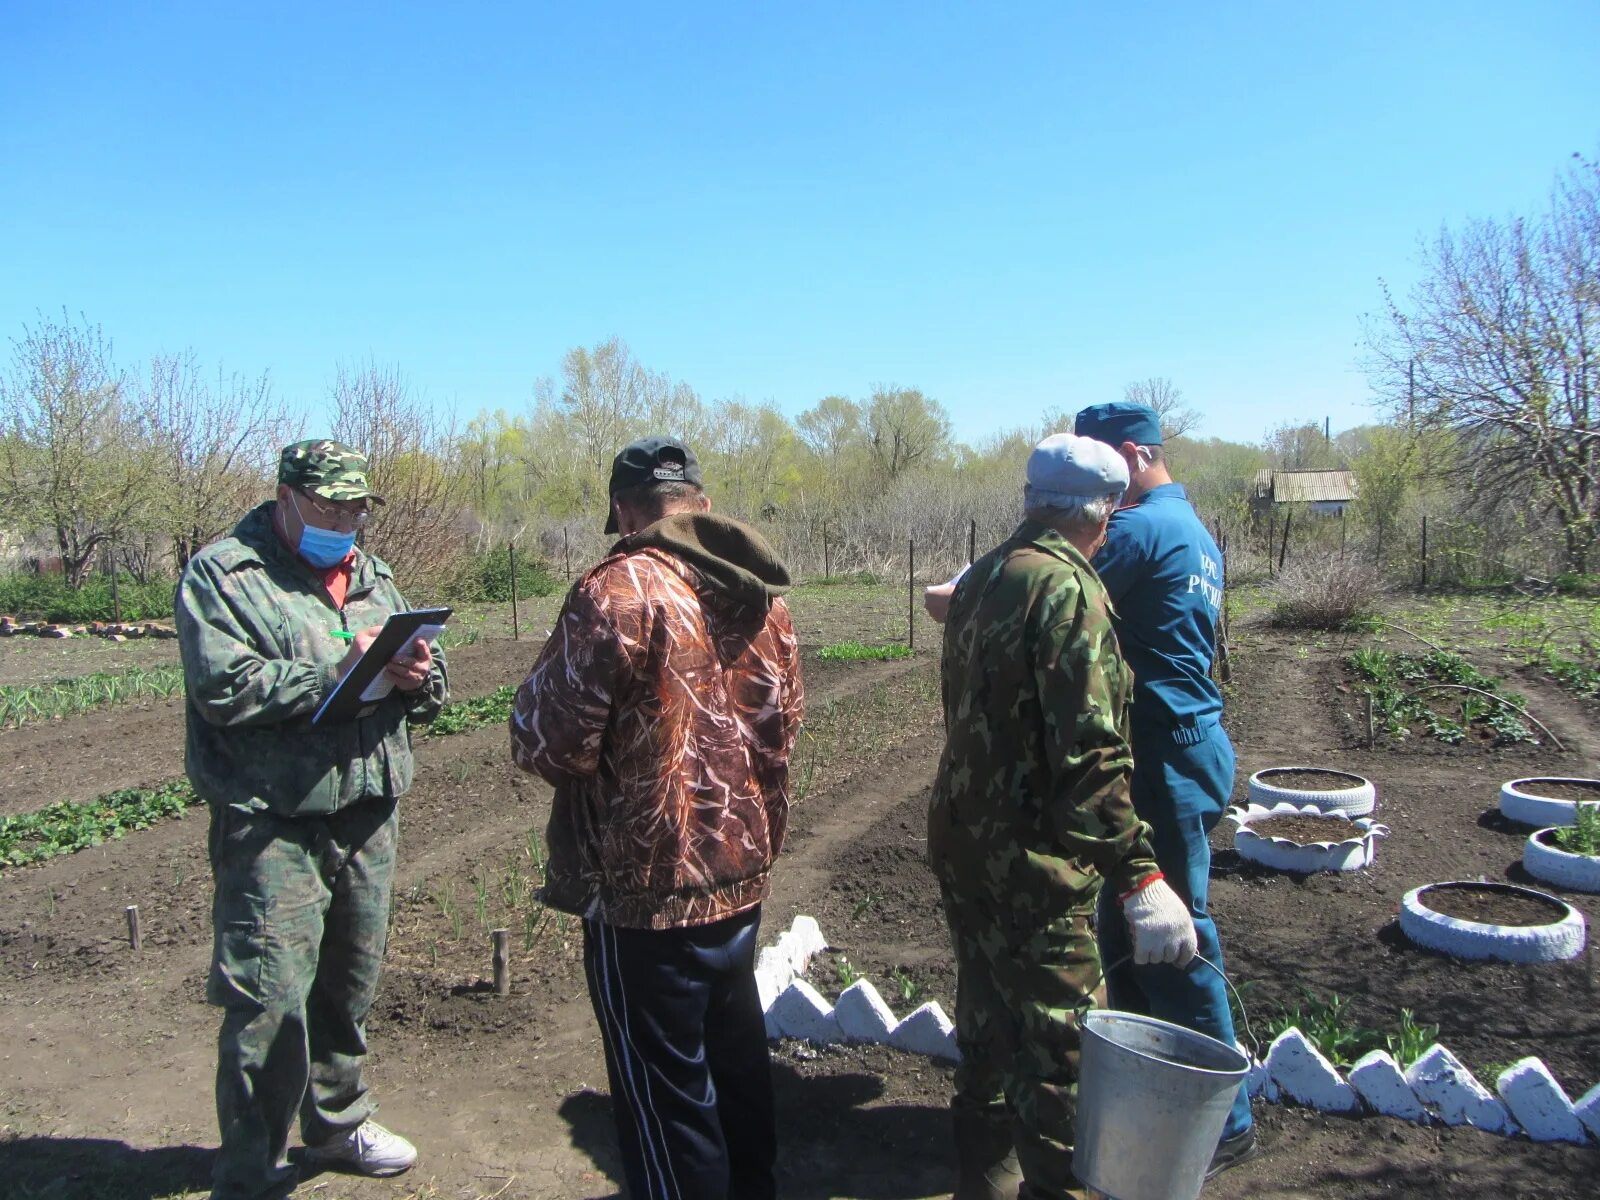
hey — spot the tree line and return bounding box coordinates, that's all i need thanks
[3,155,1594,593]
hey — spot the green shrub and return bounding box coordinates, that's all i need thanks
[450,548,560,602]
[1553,572,1600,598]
[0,572,175,623]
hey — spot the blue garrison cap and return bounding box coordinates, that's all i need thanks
[1074,401,1164,447]
[1024,433,1129,509]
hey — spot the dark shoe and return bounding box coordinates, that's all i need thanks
[952,1107,1023,1200]
[1205,1125,1259,1180]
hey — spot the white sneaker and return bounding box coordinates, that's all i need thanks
[305,1120,418,1177]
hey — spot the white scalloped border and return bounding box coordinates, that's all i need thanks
[1227,802,1388,872]
[757,916,1600,1145]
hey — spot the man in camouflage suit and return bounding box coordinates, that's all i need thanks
[176,440,448,1200]
[929,434,1198,1200]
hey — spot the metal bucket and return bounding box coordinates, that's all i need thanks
[1072,1009,1249,1200]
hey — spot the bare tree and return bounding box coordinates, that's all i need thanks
[1366,154,1599,571]
[330,362,465,587]
[0,311,150,585]
[1123,377,1202,440]
[140,351,290,569]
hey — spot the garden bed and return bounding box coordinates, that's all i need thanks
[1,596,1598,1198]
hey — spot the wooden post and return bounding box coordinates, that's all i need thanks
[507,543,520,641]
[1267,507,1276,578]
[109,544,122,624]
[968,518,976,566]
[1420,515,1429,588]
[126,904,141,951]
[1340,509,1347,560]
[1364,692,1375,748]
[563,528,571,578]
[1277,509,1292,573]
[492,928,510,996]
[907,537,915,650]
[823,523,830,581]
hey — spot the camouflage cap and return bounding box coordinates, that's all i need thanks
[277,440,385,504]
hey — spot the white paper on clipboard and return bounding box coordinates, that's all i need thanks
[311,606,452,725]
[356,621,448,701]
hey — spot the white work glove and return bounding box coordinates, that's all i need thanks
[1121,878,1198,967]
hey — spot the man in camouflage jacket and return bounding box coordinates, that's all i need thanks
[512,437,802,1200]
[929,434,1197,1200]
[177,440,448,1200]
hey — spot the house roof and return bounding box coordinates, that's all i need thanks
[1253,469,1358,503]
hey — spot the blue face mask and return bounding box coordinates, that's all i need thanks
[290,494,359,568]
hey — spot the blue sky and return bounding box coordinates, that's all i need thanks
[3,2,1597,446]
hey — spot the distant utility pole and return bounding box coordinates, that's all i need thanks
[1324,416,1331,444]
[1408,359,1416,426]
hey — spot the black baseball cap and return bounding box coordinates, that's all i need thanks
[604,437,704,533]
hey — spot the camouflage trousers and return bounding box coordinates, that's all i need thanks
[206,798,398,1200]
[940,884,1101,1200]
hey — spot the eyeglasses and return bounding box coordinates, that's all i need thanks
[296,490,372,531]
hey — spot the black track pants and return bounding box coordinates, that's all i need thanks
[582,905,776,1200]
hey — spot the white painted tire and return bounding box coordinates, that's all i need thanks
[1247,767,1376,817]
[1228,803,1387,873]
[1499,778,1600,829]
[1399,882,1587,963]
[1523,829,1600,893]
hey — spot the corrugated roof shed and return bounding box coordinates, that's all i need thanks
[1253,469,1358,503]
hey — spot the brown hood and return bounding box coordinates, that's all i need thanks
[618,512,791,607]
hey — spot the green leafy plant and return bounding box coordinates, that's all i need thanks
[1345,648,1538,746]
[1553,803,1600,856]
[428,685,516,736]
[0,780,198,868]
[817,640,914,662]
[1385,1008,1439,1067]
[835,955,862,989]
[1264,991,1384,1069]
[851,892,882,921]
[890,966,926,1007]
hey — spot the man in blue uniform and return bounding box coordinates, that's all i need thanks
[1074,401,1257,1177]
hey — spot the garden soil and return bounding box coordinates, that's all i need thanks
[3,611,1599,1198]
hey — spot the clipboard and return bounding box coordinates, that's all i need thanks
[311,607,451,725]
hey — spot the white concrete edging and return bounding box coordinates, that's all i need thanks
[755,917,1599,1144]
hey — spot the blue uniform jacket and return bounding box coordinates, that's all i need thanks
[1092,483,1224,744]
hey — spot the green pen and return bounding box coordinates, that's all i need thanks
[330,629,355,640]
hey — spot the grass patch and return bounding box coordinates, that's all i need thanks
[0,665,186,728]
[816,640,913,662]
[0,780,198,869]
[803,572,885,587]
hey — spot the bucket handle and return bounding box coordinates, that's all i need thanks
[1081,952,1260,1062]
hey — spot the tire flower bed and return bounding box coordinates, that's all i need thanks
[1228,803,1387,873]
